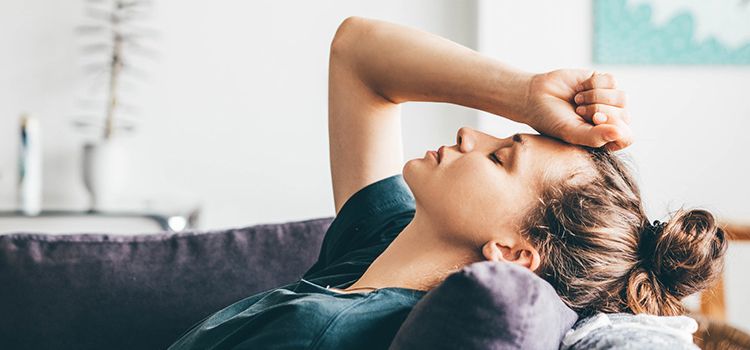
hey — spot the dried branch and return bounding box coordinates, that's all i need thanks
[77,0,155,140]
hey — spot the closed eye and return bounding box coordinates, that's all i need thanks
[489,152,503,165]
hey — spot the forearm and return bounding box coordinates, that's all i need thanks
[332,16,533,122]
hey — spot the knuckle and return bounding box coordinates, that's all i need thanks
[579,104,589,114]
[604,93,616,105]
[582,105,591,115]
[593,90,605,103]
[584,105,594,116]
[582,91,592,103]
[592,74,603,87]
[601,73,616,87]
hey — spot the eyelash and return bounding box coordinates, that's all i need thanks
[489,152,503,165]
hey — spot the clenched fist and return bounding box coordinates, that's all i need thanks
[521,70,633,151]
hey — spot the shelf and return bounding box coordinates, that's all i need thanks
[0,208,200,235]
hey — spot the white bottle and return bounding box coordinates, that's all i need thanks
[18,114,42,216]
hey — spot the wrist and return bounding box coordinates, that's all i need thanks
[513,71,535,124]
[485,68,534,123]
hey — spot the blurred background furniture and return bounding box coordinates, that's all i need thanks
[693,222,750,349]
[700,222,750,320]
[0,207,201,235]
[692,313,750,350]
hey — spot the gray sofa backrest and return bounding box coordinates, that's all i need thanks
[0,217,333,350]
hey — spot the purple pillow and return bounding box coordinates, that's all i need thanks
[390,261,578,350]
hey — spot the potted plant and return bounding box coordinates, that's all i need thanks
[76,0,154,211]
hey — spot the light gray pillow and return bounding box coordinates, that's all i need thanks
[563,313,700,350]
[390,261,578,350]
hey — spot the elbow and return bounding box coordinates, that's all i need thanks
[330,16,368,60]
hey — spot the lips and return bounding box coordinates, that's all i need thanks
[426,150,438,162]
[437,146,445,163]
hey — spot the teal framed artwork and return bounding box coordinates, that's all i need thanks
[593,0,750,64]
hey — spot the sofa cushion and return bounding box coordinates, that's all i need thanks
[0,217,333,350]
[389,261,578,350]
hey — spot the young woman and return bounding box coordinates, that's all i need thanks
[169,17,726,349]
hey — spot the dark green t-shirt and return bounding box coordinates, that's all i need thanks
[168,174,426,350]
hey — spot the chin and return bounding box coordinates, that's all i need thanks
[402,156,431,179]
[402,158,436,208]
[402,159,428,196]
[402,159,417,188]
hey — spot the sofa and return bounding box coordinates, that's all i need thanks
[0,217,702,349]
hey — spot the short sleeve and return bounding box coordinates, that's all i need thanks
[302,174,415,282]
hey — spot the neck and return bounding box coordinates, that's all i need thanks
[347,208,483,292]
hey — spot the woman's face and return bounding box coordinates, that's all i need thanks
[403,127,591,248]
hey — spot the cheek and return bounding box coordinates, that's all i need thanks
[405,156,532,227]
[427,159,517,230]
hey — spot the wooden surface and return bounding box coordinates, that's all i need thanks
[699,222,750,320]
[724,222,750,241]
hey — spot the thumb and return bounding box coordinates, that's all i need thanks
[563,122,619,148]
[567,69,596,92]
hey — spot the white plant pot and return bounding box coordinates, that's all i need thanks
[82,139,128,211]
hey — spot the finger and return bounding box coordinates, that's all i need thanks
[574,89,627,107]
[574,104,631,125]
[575,72,617,92]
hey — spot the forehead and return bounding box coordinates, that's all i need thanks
[519,133,592,184]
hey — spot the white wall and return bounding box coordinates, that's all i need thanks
[477,0,750,331]
[0,0,478,228]
[3,0,747,332]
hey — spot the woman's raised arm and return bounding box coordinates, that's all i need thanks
[328,16,631,213]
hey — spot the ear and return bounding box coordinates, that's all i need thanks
[481,239,541,272]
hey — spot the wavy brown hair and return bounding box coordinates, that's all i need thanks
[521,147,728,317]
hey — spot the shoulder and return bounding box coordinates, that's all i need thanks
[333,174,415,228]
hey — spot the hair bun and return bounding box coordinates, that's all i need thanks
[640,209,728,299]
[637,220,666,265]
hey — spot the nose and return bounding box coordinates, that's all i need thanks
[456,127,476,153]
